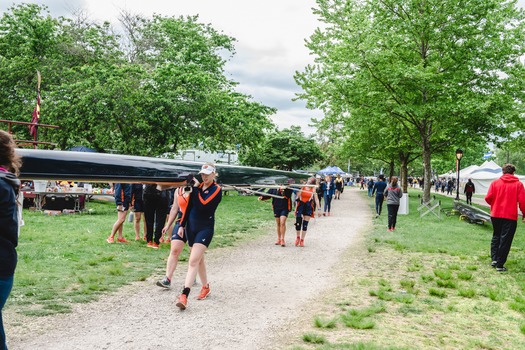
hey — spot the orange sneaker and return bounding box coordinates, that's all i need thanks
[165,237,171,243]
[147,242,159,249]
[106,236,114,244]
[197,284,211,300]
[299,239,304,247]
[160,237,165,243]
[117,237,129,243]
[135,236,140,241]
[294,237,300,246]
[281,240,286,247]
[176,294,188,310]
[274,239,281,245]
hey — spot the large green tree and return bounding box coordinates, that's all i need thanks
[240,126,323,171]
[296,0,525,202]
[0,4,274,155]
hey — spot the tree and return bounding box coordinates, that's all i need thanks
[240,126,323,171]
[0,5,275,155]
[296,0,525,202]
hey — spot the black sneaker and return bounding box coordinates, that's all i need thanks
[491,261,497,268]
[156,277,171,289]
[496,267,507,272]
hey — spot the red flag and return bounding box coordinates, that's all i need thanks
[29,71,41,138]
[29,94,40,137]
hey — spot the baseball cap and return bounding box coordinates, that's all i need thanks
[199,164,216,175]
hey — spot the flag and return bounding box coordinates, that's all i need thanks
[29,71,41,138]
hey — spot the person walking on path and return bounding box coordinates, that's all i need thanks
[485,164,525,272]
[464,179,475,205]
[259,186,293,247]
[107,183,131,243]
[294,177,321,247]
[372,174,387,217]
[385,176,403,232]
[321,175,335,216]
[156,176,204,289]
[334,174,344,200]
[367,178,374,197]
[176,163,222,310]
[0,130,21,350]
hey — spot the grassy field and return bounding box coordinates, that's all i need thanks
[9,188,525,349]
[7,193,273,317]
[291,189,525,350]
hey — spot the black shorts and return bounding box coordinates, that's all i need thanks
[187,226,214,248]
[133,198,144,213]
[273,208,289,218]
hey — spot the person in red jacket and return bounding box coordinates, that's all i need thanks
[485,164,525,272]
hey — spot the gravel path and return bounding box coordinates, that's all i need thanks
[8,187,370,350]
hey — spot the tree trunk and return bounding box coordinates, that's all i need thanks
[422,144,432,203]
[399,152,409,193]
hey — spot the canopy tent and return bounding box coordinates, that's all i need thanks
[320,166,346,175]
[317,166,346,175]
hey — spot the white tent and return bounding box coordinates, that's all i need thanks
[469,161,525,195]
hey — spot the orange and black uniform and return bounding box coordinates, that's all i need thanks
[260,188,293,217]
[171,187,191,242]
[181,182,222,247]
[295,186,315,217]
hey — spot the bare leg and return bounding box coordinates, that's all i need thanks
[134,212,143,240]
[109,210,127,239]
[183,243,207,290]
[279,215,287,243]
[165,240,185,280]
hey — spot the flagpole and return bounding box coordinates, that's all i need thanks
[31,71,41,149]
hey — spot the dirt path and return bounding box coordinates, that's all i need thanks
[8,187,371,350]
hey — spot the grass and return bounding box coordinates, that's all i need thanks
[294,188,525,350]
[7,193,273,317]
[10,187,525,349]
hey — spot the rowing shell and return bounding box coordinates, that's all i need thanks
[16,149,309,186]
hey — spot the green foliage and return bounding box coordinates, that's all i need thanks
[314,316,338,329]
[340,304,385,329]
[302,333,327,344]
[296,0,525,201]
[0,4,274,155]
[239,126,323,170]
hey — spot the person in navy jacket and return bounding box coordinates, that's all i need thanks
[0,130,21,350]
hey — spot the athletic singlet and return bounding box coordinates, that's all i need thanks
[299,187,315,203]
[182,182,222,231]
[176,187,190,223]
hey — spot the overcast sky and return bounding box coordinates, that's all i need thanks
[1,0,323,135]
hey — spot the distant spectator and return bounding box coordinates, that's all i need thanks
[464,179,475,205]
[143,184,170,249]
[385,177,403,232]
[372,174,388,217]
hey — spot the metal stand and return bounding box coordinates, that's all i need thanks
[417,198,441,219]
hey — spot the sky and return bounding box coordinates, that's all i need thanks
[0,0,323,135]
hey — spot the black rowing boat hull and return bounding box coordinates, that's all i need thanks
[16,149,308,185]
